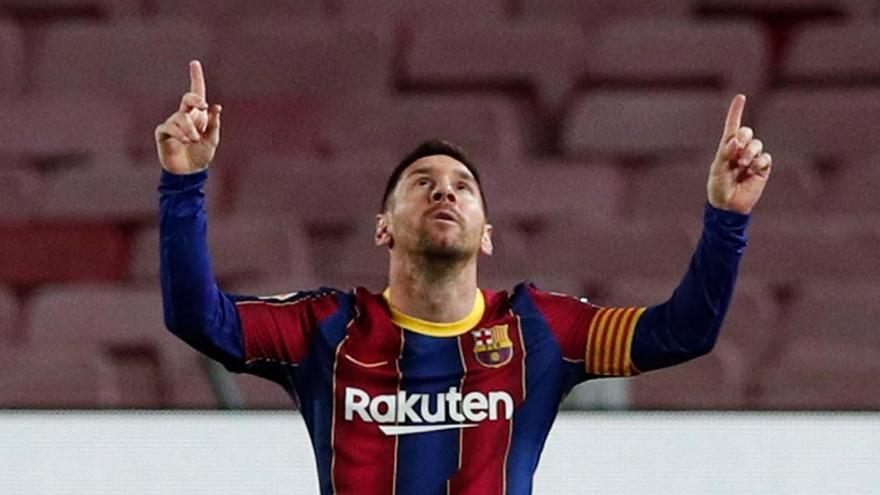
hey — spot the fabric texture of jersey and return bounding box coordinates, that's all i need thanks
[159,169,750,495]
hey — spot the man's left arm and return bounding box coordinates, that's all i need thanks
[631,93,772,373]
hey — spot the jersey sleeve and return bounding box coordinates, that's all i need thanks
[158,168,342,376]
[528,287,646,377]
[530,202,750,378]
[232,290,342,369]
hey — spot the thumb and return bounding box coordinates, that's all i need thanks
[205,104,222,145]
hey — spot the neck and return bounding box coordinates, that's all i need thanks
[386,251,478,323]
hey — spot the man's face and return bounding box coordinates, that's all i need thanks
[376,155,493,261]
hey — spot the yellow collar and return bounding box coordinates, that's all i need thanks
[382,288,485,337]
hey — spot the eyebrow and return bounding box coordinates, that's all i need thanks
[406,166,477,182]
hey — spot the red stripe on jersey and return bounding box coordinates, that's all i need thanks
[331,290,404,495]
[449,314,525,495]
[236,291,340,365]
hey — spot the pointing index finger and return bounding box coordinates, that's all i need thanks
[722,93,746,142]
[190,60,206,99]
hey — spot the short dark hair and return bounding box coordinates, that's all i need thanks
[380,139,488,215]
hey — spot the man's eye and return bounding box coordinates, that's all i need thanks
[417,179,430,187]
[457,182,473,191]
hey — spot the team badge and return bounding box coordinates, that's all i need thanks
[471,325,513,367]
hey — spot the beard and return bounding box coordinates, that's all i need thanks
[410,223,480,264]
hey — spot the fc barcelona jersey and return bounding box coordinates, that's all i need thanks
[158,169,751,495]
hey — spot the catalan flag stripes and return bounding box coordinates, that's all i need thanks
[491,326,506,348]
[586,307,646,377]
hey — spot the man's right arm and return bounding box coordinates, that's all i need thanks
[159,168,246,370]
[156,60,343,377]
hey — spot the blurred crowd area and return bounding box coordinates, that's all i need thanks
[0,0,879,411]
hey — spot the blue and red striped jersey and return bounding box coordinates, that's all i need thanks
[233,284,647,494]
[159,169,750,494]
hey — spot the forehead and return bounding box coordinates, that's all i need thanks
[402,154,476,181]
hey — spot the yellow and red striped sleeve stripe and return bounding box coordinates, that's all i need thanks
[585,306,647,377]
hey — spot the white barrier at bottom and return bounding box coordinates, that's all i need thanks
[0,411,877,494]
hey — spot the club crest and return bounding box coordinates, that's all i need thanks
[471,325,513,367]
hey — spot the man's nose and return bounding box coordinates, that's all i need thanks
[431,183,457,203]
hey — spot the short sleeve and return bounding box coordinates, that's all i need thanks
[528,286,646,377]
[233,289,343,368]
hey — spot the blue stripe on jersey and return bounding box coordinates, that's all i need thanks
[293,289,354,495]
[507,284,566,495]
[395,332,465,494]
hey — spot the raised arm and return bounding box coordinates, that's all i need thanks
[528,95,773,377]
[156,60,244,370]
[631,94,772,371]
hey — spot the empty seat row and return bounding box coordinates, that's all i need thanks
[5,88,880,179]
[0,166,222,222]
[563,88,880,162]
[4,144,877,228]
[8,0,874,24]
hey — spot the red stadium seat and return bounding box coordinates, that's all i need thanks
[742,214,880,282]
[234,373,297,409]
[753,281,880,409]
[0,222,127,284]
[0,285,18,342]
[214,20,390,101]
[153,0,326,23]
[629,346,748,409]
[581,19,768,95]
[41,167,167,222]
[233,154,390,225]
[0,346,105,408]
[309,222,389,292]
[0,170,43,221]
[514,217,697,281]
[562,90,729,159]
[329,95,527,161]
[32,20,213,159]
[626,158,813,221]
[757,340,880,410]
[819,165,880,215]
[0,0,141,18]
[209,20,392,159]
[755,90,880,162]
[519,0,691,23]
[0,94,131,165]
[482,158,626,222]
[782,22,880,84]
[337,0,509,25]
[129,214,317,287]
[0,20,23,95]
[694,0,871,18]
[404,20,584,107]
[25,284,217,407]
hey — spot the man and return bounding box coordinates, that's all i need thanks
[157,60,772,494]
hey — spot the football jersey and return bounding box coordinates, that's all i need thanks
[158,169,750,495]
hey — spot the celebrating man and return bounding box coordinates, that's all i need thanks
[158,60,771,494]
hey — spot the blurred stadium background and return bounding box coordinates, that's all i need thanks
[0,0,878,491]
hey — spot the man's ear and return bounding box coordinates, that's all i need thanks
[480,223,493,256]
[375,213,393,248]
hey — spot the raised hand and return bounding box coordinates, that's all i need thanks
[707,94,772,214]
[155,60,222,175]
